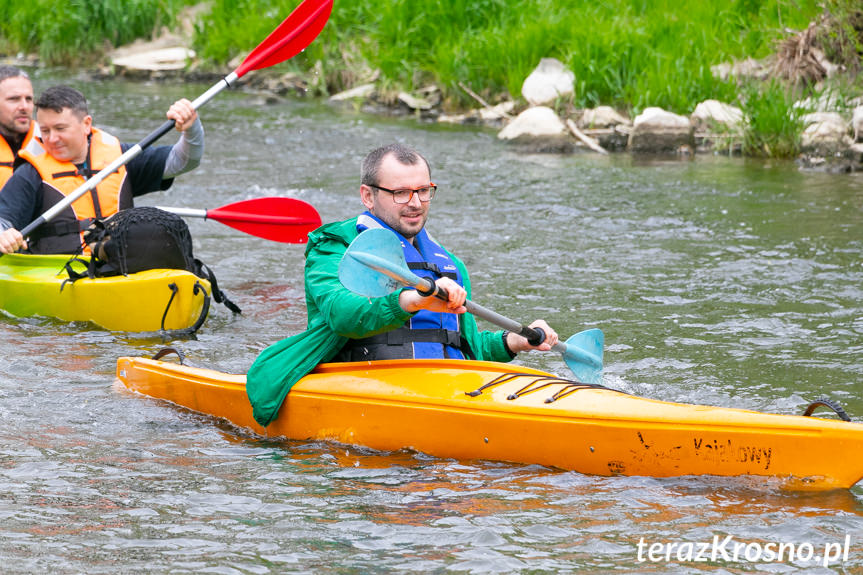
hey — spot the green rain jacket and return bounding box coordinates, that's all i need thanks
[246,216,514,426]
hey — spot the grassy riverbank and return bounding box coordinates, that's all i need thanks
[195,0,860,157]
[196,0,860,111]
[2,0,861,158]
[0,0,190,65]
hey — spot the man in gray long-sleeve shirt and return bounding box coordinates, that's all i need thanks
[0,85,204,254]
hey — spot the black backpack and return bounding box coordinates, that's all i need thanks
[64,206,241,325]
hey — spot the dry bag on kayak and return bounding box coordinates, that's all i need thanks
[65,206,241,315]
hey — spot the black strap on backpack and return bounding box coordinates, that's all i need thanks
[194,258,241,314]
[62,207,242,319]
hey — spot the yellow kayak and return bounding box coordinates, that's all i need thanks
[0,253,211,332]
[116,355,863,490]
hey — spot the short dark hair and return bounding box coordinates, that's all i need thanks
[361,143,431,187]
[35,85,89,119]
[0,65,29,85]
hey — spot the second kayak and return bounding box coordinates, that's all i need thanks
[0,253,211,332]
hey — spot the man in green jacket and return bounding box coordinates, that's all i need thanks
[247,143,558,426]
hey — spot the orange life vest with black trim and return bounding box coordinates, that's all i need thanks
[19,127,132,254]
[0,122,36,187]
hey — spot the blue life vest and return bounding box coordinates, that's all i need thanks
[337,212,467,360]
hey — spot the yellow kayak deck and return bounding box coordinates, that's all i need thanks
[0,253,211,332]
[116,356,863,490]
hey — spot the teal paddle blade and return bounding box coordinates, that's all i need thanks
[338,228,412,297]
[340,228,607,384]
[561,328,604,384]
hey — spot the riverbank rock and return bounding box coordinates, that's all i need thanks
[106,4,202,79]
[573,106,631,151]
[794,90,846,115]
[577,106,630,129]
[521,58,574,106]
[691,100,744,133]
[800,112,852,154]
[497,106,573,152]
[711,57,771,82]
[437,101,514,128]
[398,87,438,112]
[850,143,863,166]
[853,106,863,142]
[330,83,376,102]
[628,107,694,153]
[690,100,744,154]
[110,45,195,78]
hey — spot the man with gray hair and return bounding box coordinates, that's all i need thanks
[0,65,35,187]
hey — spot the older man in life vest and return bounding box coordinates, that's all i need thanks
[0,85,203,254]
[0,66,36,188]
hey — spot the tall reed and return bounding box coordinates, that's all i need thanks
[741,80,805,158]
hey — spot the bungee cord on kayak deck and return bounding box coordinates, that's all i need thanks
[464,372,624,403]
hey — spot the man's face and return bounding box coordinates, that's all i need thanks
[361,154,432,241]
[0,76,34,138]
[36,107,92,164]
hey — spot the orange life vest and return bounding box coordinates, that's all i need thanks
[0,122,36,188]
[19,127,132,254]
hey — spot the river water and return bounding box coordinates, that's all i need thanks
[1,74,861,573]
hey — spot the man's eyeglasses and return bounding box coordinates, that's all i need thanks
[369,183,437,204]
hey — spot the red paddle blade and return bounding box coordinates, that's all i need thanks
[235,0,333,78]
[207,197,322,243]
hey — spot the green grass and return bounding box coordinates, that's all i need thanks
[0,0,188,65]
[194,0,826,115]
[741,80,805,158]
[1,0,858,158]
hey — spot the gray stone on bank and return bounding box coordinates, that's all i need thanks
[438,101,515,128]
[794,90,845,114]
[628,107,694,153]
[497,106,573,152]
[571,106,631,151]
[800,112,853,154]
[711,57,771,82]
[577,106,630,129]
[852,106,863,143]
[329,83,376,102]
[521,58,574,107]
[690,100,744,154]
[110,46,195,78]
[398,91,434,111]
[691,100,744,133]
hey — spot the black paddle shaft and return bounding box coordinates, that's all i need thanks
[416,277,547,346]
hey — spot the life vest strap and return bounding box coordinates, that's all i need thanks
[335,326,472,362]
[51,170,81,179]
[351,327,462,347]
[408,261,457,281]
[51,166,117,179]
[39,218,93,238]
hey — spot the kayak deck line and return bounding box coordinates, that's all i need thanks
[464,371,614,402]
[116,356,863,490]
[0,253,211,332]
